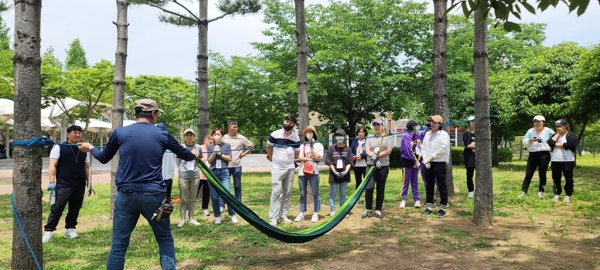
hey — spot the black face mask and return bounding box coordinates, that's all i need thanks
[425,123,432,129]
[283,124,293,131]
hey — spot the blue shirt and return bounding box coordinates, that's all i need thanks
[207,142,232,169]
[90,122,197,192]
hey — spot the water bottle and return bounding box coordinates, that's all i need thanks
[50,190,56,205]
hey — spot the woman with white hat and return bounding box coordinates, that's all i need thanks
[517,115,553,199]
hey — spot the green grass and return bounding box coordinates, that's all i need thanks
[1,155,599,269]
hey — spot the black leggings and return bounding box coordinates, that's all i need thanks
[353,166,367,189]
[197,180,210,209]
[521,151,551,193]
[466,167,475,192]
[551,162,574,196]
[365,166,389,211]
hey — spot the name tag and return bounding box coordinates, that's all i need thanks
[216,159,222,169]
[415,146,421,156]
[336,159,343,169]
[185,161,195,171]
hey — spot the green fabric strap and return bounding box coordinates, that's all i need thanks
[197,160,374,243]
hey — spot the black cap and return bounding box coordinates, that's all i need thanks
[335,129,346,136]
[406,120,418,131]
[554,119,568,127]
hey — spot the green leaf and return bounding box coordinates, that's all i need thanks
[576,0,590,16]
[503,21,522,32]
[538,0,551,11]
[511,10,522,19]
[568,0,580,12]
[520,1,536,14]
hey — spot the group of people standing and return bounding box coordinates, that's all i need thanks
[517,115,578,202]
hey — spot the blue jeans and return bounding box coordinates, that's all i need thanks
[329,182,348,211]
[298,175,321,212]
[106,191,175,270]
[208,168,235,217]
[221,166,243,208]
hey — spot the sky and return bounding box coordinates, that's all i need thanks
[3,0,600,81]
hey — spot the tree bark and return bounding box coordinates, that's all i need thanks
[197,0,210,141]
[12,0,44,269]
[295,0,309,130]
[432,0,453,196]
[110,0,129,217]
[472,6,494,226]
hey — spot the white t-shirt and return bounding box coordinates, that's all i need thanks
[298,142,324,176]
[50,145,91,162]
[267,129,300,170]
[551,135,575,162]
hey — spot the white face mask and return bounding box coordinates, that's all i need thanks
[336,136,345,142]
[305,133,313,140]
[213,135,222,142]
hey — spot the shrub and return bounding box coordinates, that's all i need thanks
[451,147,464,166]
[389,147,401,169]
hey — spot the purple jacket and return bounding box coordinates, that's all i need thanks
[401,132,420,161]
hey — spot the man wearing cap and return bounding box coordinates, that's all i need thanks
[222,120,254,207]
[363,117,393,219]
[78,99,200,269]
[517,115,553,199]
[548,119,578,202]
[266,115,301,226]
[176,128,202,227]
[421,115,451,218]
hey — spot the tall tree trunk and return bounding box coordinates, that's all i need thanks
[472,6,493,226]
[197,0,210,141]
[295,0,312,205]
[110,0,129,217]
[12,1,44,268]
[295,0,309,130]
[432,0,453,196]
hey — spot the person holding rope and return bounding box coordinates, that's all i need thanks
[207,127,238,224]
[42,125,90,243]
[422,115,451,218]
[517,115,553,199]
[362,117,393,219]
[463,116,476,198]
[326,128,353,217]
[399,120,422,208]
[78,99,200,269]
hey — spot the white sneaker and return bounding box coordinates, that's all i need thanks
[42,231,53,243]
[538,192,544,198]
[516,192,526,199]
[281,217,293,225]
[294,213,304,222]
[330,210,336,216]
[269,219,278,227]
[552,195,560,201]
[399,200,406,208]
[203,209,210,216]
[219,207,224,213]
[414,200,421,208]
[231,215,239,224]
[214,217,221,225]
[177,220,185,228]
[189,219,200,226]
[311,213,319,223]
[563,196,571,203]
[468,192,474,198]
[64,228,79,239]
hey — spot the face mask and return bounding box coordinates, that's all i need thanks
[213,135,222,142]
[336,136,345,142]
[283,124,293,131]
[305,133,313,140]
[426,123,432,129]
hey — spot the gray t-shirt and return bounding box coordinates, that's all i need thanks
[366,135,393,166]
[177,144,201,179]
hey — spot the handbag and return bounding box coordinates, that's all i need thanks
[303,161,315,176]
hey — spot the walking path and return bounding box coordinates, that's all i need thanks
[0,154,328,195]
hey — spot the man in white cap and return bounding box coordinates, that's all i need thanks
[421,115,450,218]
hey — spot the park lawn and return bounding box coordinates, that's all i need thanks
[0,155,598,269]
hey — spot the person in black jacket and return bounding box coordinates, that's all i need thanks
[463,116,476,198]
[547,119,578,203]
